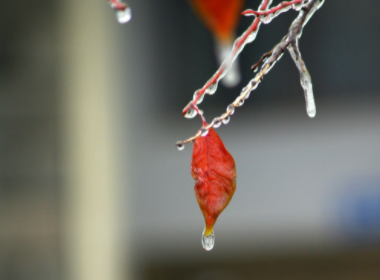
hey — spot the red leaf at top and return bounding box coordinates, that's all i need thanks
[191,127,236,236]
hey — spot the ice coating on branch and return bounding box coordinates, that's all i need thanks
[185,106,197,119]
[244,0,306,24]
[288,44,316,118]
[183,0,273,116]
[302,0,325,28]
[215,42,241,87]
[178,0,325,147]
[193,91,205,104]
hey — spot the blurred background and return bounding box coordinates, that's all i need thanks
[1,0,380,279]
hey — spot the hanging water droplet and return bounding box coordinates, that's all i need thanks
[237,99,244,107]
[116,6,131,24]
[205,83,217,95]
[200,128,209,137]
[185,107,197,119]
[202,228,215,251]
[222,116,230,125]
[227,105,235,115]
[246,30,258,43]
[251,80,258,90]
[213,119,221,129]
[176,142,185,151]
[244,91,251,100]
[193,91,205,104]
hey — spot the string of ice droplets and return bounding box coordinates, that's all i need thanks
[108,0,132,24]
[176,0,325,151]
[181,0,273,119]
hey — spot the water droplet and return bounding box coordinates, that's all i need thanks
[237,99,244,107]
[116,7,131,24]
[251,80,258,90]
[222,116,230,125]
[193,91,205,104]
[205,83,217,95]
[176,142,184,151]
[244,91,251,100]
[200,128,209,137]
[227,105,235,115]
[246,30,258,43]
[185,107,197,119]
[202,228,215,251]
[213,120,221,129]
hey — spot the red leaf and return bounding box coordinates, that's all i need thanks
[191,127,236,236]
[189,0,245,43]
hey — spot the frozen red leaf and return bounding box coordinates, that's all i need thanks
[191,127,236,236]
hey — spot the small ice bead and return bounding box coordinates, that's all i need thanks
[205,83,217,95]
[213,120,221,129]
[227,105,235,115]
[202,228,215,251]
[251,80,258,90]
[222,116,230,125]
[176,142,184,151]
[185,107,197,119]
[200,128,209,137]
[193,91,205,104]
[116,7,131,24]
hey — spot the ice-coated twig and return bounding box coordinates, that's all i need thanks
[288,41,316,117]
[177,0,325,149]
[182,0,273,118]
[242,0,306,24]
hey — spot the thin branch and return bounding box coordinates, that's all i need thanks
[251,50,273,72]
[177,0,325,148]
[242,0,305,18]
[182,0,273,118]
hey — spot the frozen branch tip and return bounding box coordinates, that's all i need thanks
[177,0,325,150]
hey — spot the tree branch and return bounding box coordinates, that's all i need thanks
[182,0,273,118]
[177,0,325,149]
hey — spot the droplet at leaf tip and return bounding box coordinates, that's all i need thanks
[202,228,215,251]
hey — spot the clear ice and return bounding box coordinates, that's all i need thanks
[202,228,215,251]
[116,6,131,24]
[288,44,316,118]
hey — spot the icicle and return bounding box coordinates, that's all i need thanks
[108,1,132,24]
[288,43,316,118]
[116,6,131,24]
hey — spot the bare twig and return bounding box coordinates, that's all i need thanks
[177,0,325,149]
[242,0,305,19]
